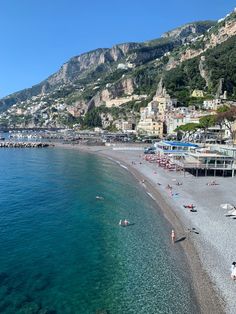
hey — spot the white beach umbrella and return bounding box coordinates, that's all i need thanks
[220,204,234,210]
[226,209,236,216]
[227,209,236,215]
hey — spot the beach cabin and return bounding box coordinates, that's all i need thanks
[154,141,199,157]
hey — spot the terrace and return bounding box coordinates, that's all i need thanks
[173,151,235,177]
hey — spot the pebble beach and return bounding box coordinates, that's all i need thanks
[58,144,236,313]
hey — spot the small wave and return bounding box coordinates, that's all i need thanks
[106,157,128,170]
[146,192,155,200]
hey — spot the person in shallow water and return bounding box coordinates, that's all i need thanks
[119,219,130,226]
[124,219,129,226]
[171,229,176,243]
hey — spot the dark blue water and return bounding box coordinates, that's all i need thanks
[0,148,199,314]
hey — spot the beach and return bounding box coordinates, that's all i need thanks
[55,143,236,313]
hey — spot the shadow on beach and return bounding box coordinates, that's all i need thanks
[174,236,186,243]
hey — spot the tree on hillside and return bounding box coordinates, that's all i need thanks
[83,108,102,128]
[199,115,217,142]
[216,105,230,113]
[175,123,200,141]
[214,105,230,143]
[199,115,217,128]
[216,106,236,140]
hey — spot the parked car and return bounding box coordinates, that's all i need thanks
[144,147,156,154]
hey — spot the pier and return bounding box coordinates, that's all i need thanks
[0,142,54,148]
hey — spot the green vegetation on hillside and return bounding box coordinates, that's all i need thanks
[205,35,236,97]
[163,35,236,104]
[164,57,206,104]
[83,108,102,128]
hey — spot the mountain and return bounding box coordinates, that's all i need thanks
[0,10,235,129]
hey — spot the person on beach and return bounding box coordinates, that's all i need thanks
[231,262,236,280]
[171,230,176,244]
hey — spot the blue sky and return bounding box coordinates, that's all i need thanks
[0,0,235,98]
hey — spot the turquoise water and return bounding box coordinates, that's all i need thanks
[0,148,199,314]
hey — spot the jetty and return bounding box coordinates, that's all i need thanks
[0,141,53,148]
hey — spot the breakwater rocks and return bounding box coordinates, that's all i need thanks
[0,142,53,148]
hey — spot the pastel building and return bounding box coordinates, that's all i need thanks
[137,118,163,137]
[191,89,204,98]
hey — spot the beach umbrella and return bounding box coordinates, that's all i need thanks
[220,204,234,210]
[227,209,236,215]
[225,209,236,216]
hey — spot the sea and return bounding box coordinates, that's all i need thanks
[0,147,199,314]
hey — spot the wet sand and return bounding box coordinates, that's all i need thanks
[55,143,230,313]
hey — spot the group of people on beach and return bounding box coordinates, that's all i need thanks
[206,180,219,186]
[139,153,236,287]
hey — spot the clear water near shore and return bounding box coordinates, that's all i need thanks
[0,148,199,313]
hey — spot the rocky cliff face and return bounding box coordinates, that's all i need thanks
[173,13,236,66]
[1,10,235,128]
[42,44,142,90]
[162,21,215,42]
[199,56,210,87]
[0,20,215,112]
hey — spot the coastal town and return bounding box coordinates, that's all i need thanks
[2,78,236,179]
[1,78,236,312]
[1,3,236,314]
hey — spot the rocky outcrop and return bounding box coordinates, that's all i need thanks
[199,56,210,87]
[168,13,236,69]
[162,21,216,42]
[205,18,236,48]
[46,44,141,88]
[46,48,110,87]
[88,77,136,109]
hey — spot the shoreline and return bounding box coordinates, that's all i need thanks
[54,143,226,313]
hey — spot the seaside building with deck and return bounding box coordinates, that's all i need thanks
[173,150,235,177]
[154,140,199,156]
[153,141,236,177]
[233,121,236,145]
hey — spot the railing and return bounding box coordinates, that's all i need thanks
[173,160,234,170]
[113,147,145,151]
